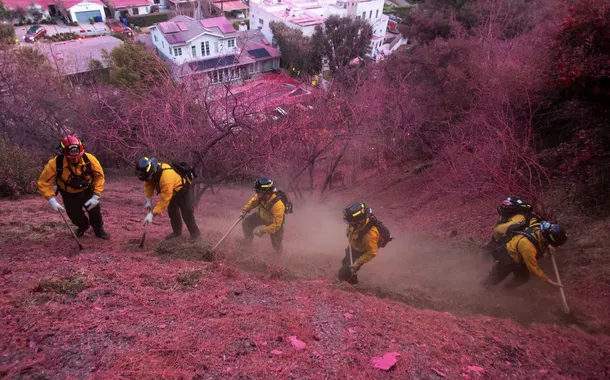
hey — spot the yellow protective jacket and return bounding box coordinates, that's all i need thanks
[145,163,187,215]
[347,218,379,271]
[493,213,540,240]
[506,228,549,281]
[242,193,285,234]
[38,153,105,199]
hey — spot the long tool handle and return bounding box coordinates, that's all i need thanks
[550,248,570,314]
[139,222,148,248]
[208,217,243,254]
[348,245,354,266]
[59,210,83,250]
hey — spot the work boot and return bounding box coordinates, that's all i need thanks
[75,226,89,237]
[95,230,110,240]
[165,232,182,240]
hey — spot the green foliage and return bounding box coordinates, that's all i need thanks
[312,16,373,73]
[551,0,610,101]
[0,137,40,197]
[270,21,321,76]
[0,23,15,47]
[232,19,249,30]
[111,31,130,42]
[126,12,169,27]
[103,43,170,88]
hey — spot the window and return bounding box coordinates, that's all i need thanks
[132,7,139,15]
[173,47,182,56]
[154,34,157,42]
[369,10,372,19]
[214,41,219,53]
[376,9,379,18]
[362,11,365,19]
[228,38,235,48]
[162,40,164,48]
[192,45,196,57]
[259,18,263,25]
[249,62,260,74]
[168,46,171,55]
[201,41,210,56]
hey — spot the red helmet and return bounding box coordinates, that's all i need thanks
[60,135,84,158]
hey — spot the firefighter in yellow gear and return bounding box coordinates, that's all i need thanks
[135,157,200,240]
[339,202,388,284]
[486,196,540,258]
[37,135,109,239]
[240,177,286,253]
[482,221,567,289]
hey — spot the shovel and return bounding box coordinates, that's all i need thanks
[139,222,148,248]
[549,247,570,314]
[205,216,243,257]
[58,210,83,251]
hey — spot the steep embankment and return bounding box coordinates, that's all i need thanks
[0,179,609,379]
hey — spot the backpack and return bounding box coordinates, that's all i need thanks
[55,154,93,192]
[514,225,545,259]
[270,189,293,214]
[357,216,393,248]
[170,161,196,182]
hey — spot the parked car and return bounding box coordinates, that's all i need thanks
[231,10,246,19]
[24,25,47,42]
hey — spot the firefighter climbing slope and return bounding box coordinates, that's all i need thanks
[240,177,293,254]
[37,135,109,240]
[135,157,201,240]
[338,202,392,284]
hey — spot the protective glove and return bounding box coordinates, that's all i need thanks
[48,197,65,212]
[84,195,100,210]
[240,209,248,218]
[145,198,152,211]
[254,229,266,237]
[143,212,154,225]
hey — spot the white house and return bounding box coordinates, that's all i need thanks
[150,15,281,82]
[2,0,106,23]
[106,0,154,18]
[249,0,391,59]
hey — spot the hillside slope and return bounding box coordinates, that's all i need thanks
[1,179,609,379]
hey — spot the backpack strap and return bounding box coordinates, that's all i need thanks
[514,227,544,258]
[55,155,64,185]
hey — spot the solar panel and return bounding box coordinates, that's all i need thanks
[176,22,189,31]
[248,48,271,58]
[165,33,185,44]
[159,22,180,34]
[189,55,239,72]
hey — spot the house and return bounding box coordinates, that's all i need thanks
[2,0,107,24]
[40,35,123,81]
[249,0,395,59]
[150,15,280,83]
[105,0,154,18]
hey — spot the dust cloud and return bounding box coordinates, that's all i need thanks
[198,188,568,325]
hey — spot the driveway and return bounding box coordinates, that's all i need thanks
[14,21,110,43]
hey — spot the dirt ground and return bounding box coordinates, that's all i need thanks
[1,178,609,379]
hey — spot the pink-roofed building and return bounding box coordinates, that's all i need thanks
[2,0,106,24]
[149,15,280,83]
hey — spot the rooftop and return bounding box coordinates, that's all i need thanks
[2,0,104,9]
[107,0,153,8]
[40,35,124,75]
[153,15,237,45]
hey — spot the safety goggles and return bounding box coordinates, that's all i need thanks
[67,145,80,156]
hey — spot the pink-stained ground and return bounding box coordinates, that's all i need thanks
[1,179,609,378]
